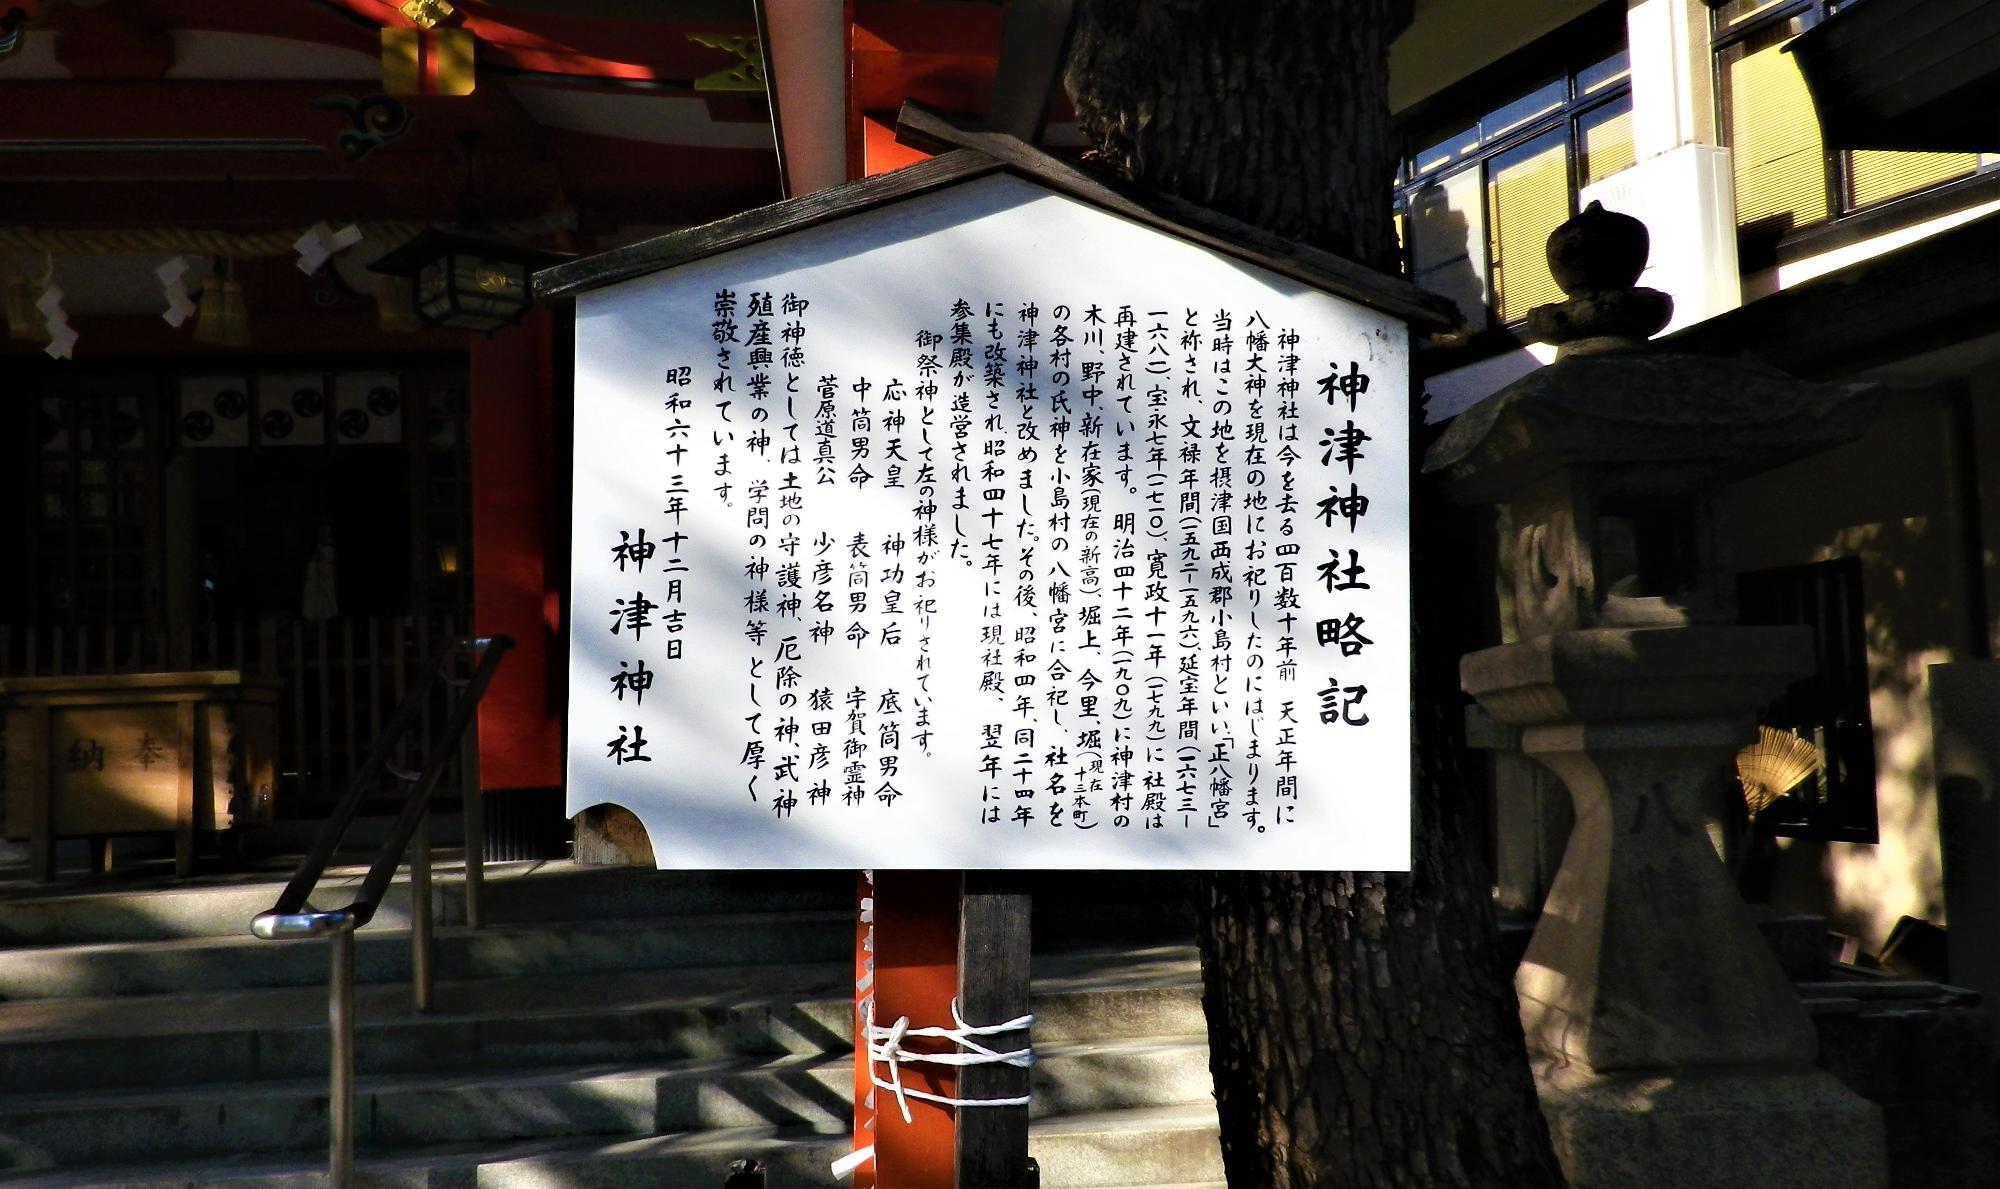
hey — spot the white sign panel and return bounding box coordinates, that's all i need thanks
[569,173,1410,870]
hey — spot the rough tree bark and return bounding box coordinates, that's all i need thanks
[1065,3,1567,1186]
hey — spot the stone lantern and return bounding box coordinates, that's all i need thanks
[1424,203,1888,1187]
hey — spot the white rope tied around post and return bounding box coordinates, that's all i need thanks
[864,997,1035,1125]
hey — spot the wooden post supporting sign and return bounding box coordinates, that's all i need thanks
[956,872,1036,1187]
[852,872,1037,1188]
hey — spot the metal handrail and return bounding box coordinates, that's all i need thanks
[250,634,512,1187]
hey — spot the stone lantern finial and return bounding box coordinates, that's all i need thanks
[1525,200,1674,356]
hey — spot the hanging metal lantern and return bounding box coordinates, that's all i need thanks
[367,229,565,334]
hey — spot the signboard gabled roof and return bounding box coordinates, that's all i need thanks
[534,100,1458,332]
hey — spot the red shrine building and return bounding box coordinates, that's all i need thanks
[0,0,1026,847]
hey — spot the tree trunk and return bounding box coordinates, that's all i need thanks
[1066,3,1566,1186]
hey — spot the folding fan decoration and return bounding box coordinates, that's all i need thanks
[1735,726,1821,819]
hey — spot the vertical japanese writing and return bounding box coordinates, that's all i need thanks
[573,221,1408,874]
[1314,357,1376,757]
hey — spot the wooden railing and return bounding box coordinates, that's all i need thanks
[252,636,511,1188]
[0,615,473,813]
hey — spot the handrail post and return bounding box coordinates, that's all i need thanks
[329,928,356,1188]
[410,809,434,1013]
[460,709,485,930]
[249,635,512,1189]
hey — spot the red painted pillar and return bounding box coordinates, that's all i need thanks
[469,311,563,790]
[854,870,962,1187]
[861,112,932,176]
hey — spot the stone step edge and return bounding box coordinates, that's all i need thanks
[0,905,858,960]
[0,1034,1216,1113]
[0,862,850,915]
[0,859,509,904]
[0,978,1199,1065]
[0,943,1201,1045]
[0,960,847,1037]
[0,1103,1222,1187]
[0,1120,849,1188]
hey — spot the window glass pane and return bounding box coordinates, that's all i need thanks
[1409,169,1489,331]
[1720,19,1830,234]
[1482,78,1566,142]
[1846,150,1979,209]
[1577,49,1630,97]
[1578,95,1636,186]
[1486,130,1570,323]
[1414,124,1479,176]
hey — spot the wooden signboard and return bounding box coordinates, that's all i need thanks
[546,136,1442,1187]
[0,671,279,878]
[560,166,1414,874]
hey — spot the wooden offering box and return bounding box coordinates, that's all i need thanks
[0,671,280,880]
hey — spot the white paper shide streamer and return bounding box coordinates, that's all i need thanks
[156,255,197,327]
[37,259,75,359]
[293,221,364,275]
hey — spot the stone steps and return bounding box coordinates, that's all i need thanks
[0,962,853,1094]
[0,849,1220,1186]
[0,863,856,946]
[0,908,857,1001]
[0,1103,1223,1188]
[0,1034,1211,1170]
[0,944,1204,1090]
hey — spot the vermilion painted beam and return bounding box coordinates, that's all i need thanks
[32,0,758,84]
[851,2,1001,114]
[318,0,757,83]
[851,2,1003,57]
[847,1,1075,139]
[0,80,542,149]
[861,113,931,177]
[29,0,777,98]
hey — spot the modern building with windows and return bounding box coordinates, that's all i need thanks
[1395,0,2000,1002]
